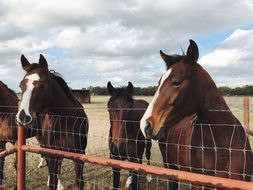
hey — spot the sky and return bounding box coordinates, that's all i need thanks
[0,0,253,92]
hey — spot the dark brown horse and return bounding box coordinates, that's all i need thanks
[16,54,89,190]
[0,81,19,185]
[107,81,152,190]
[141,40,253,189]
[0,81,41,187]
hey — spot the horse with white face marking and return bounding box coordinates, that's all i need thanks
[141,40,253,190]
[16,54,89,190]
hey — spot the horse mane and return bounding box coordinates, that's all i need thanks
[49,70,82,107]
[0,81,17,98]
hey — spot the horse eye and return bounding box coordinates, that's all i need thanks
[38,83,46,89]
[172,79,182,87]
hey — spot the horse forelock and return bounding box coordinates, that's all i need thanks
[108,88,134,108]
[171,54,185,63]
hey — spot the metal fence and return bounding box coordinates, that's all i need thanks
[0,97,252,190]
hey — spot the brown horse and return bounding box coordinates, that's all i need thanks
[16,54,89,190]
[0,81,19,185]
[107,81,152,190]
[140,40,253,189]
[0,81,41,187]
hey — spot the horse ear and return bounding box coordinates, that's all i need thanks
[107,81,114,95]
[39,54,48,70]
[126,81,134,95]
[20,54,30,71]
[186,39,199,63]
[160,50,174,69]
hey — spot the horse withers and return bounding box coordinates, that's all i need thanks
[140,40,253,189]
[107,81,152,190]
[16,54,89,190]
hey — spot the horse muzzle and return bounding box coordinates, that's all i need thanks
[110,142,126,158]
[15,110,33,126]
[143,122,165,140]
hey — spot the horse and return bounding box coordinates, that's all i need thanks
[0,81,45,188]
[15,54,89,190]
[140,40,253,190]
[0,81,19,185]
[107,81,152,190]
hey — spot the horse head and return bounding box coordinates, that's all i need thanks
[107,81,134,157]
[16,54,51,126]
[141,40,204,140]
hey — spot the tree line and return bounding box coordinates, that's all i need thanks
[219,85,253,96]
[86,85,253,96]
[87,86,157,96]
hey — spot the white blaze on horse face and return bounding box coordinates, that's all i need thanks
[140,69,172,138]
[16,73,40,123]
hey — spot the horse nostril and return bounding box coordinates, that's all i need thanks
[23,115,32,125]
[145,122,153,137]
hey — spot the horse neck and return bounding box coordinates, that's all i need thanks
[0,87,18,113]
[124,99,147,138]
[197,67,239,125]
[49,80,80,114]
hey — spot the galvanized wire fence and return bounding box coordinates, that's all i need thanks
[0,96,253,190]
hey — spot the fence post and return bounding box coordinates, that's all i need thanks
[17,126,26,190]
[243,97,250,130]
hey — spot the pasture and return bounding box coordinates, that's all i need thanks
[1,95,252,189]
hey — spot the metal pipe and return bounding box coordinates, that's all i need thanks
[21,145,253,190]
[0,146,17,158]
[243,97,250,130]
[17,127,26,190]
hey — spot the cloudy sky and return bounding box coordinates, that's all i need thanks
[0,0,253,91]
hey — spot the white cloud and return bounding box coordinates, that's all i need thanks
[199,29,253,87]
[199,49,246,67]
[112,77,123,83]
[0,0,253,91]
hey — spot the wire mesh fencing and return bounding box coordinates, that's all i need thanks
[0,111,18,189]
[0,97,253,190]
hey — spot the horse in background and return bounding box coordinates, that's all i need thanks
[0,81,19,185]
[0,81,39,186]
[16,54,89,190]
[107,81,152,190]
[141,40,253,189]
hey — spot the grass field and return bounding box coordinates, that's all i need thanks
[1,96,252,189]
[86,95,253,128]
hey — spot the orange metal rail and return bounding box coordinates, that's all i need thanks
[0,146,16,158]
[21,145,253,190]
